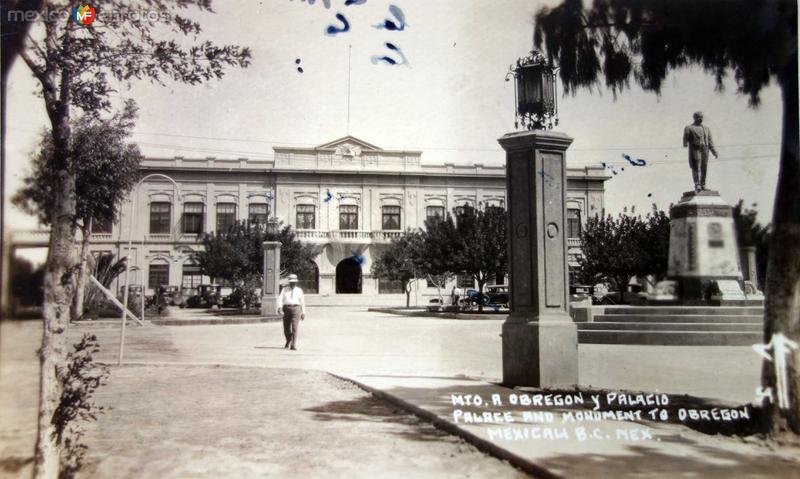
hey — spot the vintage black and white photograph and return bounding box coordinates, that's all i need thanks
[0,0,798,477]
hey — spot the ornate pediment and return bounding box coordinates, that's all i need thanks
[316,136,382,152]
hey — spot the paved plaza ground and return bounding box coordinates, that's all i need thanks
[1,306,797,478]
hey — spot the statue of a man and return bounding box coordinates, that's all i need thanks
[682,111,718,192]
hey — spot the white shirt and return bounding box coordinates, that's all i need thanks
[277,285,305,315]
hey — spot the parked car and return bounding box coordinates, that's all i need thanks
[174,287,196,308]
[463,286,508,311]
[198,284,222,308]
[114,285,145,314]
[186,284,222,308]
[160,285,180,306]
[485,284,509,308]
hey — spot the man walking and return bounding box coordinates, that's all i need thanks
[277,274,305,350]
[682,111,718,192]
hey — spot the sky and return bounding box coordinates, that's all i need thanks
[4,0,785,250]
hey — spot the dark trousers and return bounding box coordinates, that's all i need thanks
[282,305,302,347]
[689,148,708,189]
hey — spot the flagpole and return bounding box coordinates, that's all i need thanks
[347,44,352,135]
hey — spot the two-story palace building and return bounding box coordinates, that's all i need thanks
[87,136,609,301]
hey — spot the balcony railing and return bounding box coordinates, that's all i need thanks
[567,237,581,248]
[293,229,404,242]
[295,229,329,240]
[329,230,372,240]
[371,230,403,242]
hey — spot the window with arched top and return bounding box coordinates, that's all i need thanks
[182,203,204,234]
[567,209,582,239]
[92,215,113,234]
[381,205,401,230]
[216,203,237,233]
[149,202,171,234]
[296,204,316,229]
[182,263,204,289]
[426,205,445,221]
[148,261,170,289]
[248,203,269,225]
[339,205,359,230]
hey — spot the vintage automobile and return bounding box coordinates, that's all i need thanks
[160,285,180,306]
[463,285,509,311]
[186,284,222,308]
[174,286,197,308]
[115,284,145,314]
[485,284,510,308]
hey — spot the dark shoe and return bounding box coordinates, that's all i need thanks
[290,346,297,350]
[284,340,290,349]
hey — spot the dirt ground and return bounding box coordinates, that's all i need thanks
[2,358,530,478]
[86,365,532,478]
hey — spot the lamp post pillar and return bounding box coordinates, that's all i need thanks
[499,130,578,387]
[260,241,281,317]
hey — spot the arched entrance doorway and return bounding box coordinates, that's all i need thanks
[336,257,362,294]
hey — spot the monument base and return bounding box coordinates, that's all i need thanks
[675,276,744,305]
[260,296,279,318]
[502,315,578,388]
[667,190,744,306]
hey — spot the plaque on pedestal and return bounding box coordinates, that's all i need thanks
[667,190,743,304]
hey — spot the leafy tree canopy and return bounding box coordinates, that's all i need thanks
[12,100,142,226]
[453,205,508,290]
[196,221,316,284]
[20,1,252,117]
[534,0,796,104]
[578,209,670,289]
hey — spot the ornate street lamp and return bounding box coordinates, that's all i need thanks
[506,51,558,131]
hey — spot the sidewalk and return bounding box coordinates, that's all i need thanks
[338,374,800,478]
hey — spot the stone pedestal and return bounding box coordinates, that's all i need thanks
[260,241,282,317]
[739,246,758,289]
[498,130,578,388]
[667,190,743,304]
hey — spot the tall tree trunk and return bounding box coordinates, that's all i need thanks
[35,172,76,479]
[34,67,75,477]
[762,53,800,434]
[72,217,91,321]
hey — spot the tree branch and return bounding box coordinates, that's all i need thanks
[19,46,46,80]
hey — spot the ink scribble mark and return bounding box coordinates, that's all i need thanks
[538,169,556,187]
[600,162,618,176]
[325,13,350,36]
[371,42,408,66]
[374,5,406,31]
[351,250,366,265]
[295,58,304,73]
[344,0,366,5]
[622,153,647,166]
[323,189,333,203]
